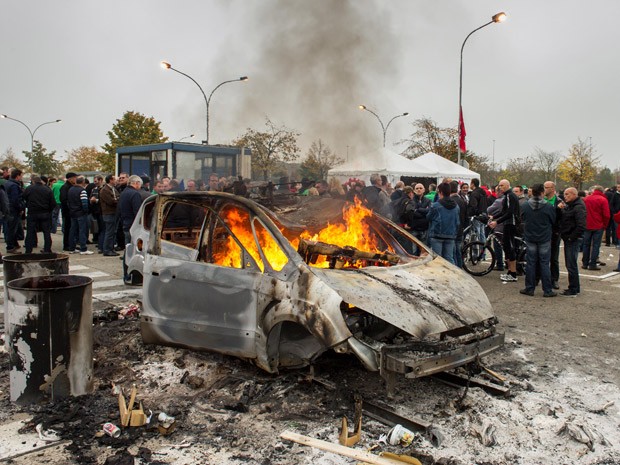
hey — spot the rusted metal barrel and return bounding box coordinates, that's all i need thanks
[6,275,94,404]
[3,253,70,289]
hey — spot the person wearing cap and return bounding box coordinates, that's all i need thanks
[59,172,78,251]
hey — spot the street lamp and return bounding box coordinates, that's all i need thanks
[177,134,195,142]
[457,11,507,165]
[0,114,62,154]
[160,61,248,144]
[358,105,409,147]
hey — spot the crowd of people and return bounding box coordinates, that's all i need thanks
[1,166,619,299]
[350,173,619,298]
[0,168,252,261]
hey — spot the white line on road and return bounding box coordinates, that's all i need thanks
[559,270,620,280]
[0,264,92,279]
[72,271,109,279]
[92,279,125,289]
[92,289,142,301]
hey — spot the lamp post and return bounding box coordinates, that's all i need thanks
[358,105,409,147]
[0,114,62,154]
[178,134,195,142]
[160,61,248,144]
[457,11,507,165]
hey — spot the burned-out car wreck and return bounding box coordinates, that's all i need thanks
[138,192,503,386]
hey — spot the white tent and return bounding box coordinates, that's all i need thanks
[407,152,480,184]
[328,148,434,185]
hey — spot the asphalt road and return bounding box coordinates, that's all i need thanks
[476,242,620,386]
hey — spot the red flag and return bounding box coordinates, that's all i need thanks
[459,107,467,152]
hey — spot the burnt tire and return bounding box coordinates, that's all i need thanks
[462,241,495,276]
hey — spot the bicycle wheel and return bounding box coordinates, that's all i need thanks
[462,241,496,276]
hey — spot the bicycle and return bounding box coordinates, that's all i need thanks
[462,229,527,276]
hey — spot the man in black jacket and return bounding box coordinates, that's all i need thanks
[118,175,144,245]
[59,172,77,251]
[5,169,24,253]
[467,178,489,246]
[559,187,587,296]
[24,175,56,254]
[489,179,521,282]
[404,183,431,256]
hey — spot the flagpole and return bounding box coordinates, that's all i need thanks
[457,12,507,166]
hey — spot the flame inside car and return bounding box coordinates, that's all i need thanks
[213,199,399,270]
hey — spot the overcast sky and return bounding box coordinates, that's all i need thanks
[1,0,619,173]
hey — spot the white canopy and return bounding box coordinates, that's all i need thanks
[328,148,435,185]
[407,152,480,184]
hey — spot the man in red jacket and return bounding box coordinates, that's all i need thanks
[582,185,610,270]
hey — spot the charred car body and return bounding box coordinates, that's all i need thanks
[139,192,503,384]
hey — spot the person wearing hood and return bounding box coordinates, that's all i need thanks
[519,184,556,297]
[426,182,459,265]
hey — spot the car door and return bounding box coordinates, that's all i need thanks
[143,196,286,358]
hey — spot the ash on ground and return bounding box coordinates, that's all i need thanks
[0,306,619,465]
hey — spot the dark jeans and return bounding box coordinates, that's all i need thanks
[524,240,552,294]
[69,215,88,252]
[25,212,52,253]
[410,229,427,257]
[563,238,580,293]
[102,214,117,253]
[51,205,61,234]
[582,229,604,268]
[605,217,618,245]
[430,237,456,265]
[62,207,72,250]
[550,232,561,282]
[454,237,463,268]
[93,214,104,250]
[6,213,21,250]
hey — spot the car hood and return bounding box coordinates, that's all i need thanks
[310,257,494,339]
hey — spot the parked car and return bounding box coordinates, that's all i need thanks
[139,192,504,384]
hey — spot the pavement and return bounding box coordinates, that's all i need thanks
[0,231,139,326]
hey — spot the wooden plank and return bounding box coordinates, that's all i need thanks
[280,430,408,465]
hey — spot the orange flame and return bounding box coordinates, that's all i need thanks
[213,199,383,270]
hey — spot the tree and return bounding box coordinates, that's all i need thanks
[595,166,615,188]
[499,156,538,188]
[23,140,64,175]
[234,118,300,180]
[298,139,344,182]
[101,111,168,172]
[402,117,459,162]
[0,147,27,171]
[557,138,600,190]
[65,146,105,172]
[532,147,562,182]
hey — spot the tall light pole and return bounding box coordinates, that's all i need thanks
[457,11,507,166]
[178,134,195,142]
[1,114,62,154]
[358,105,409,147]
[160,61,248,145]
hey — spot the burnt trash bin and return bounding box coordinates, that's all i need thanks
[3,252,70,298]
[6,274,94,404]
[3,252,71,348]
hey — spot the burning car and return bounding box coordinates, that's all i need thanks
[139,192,503,385]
